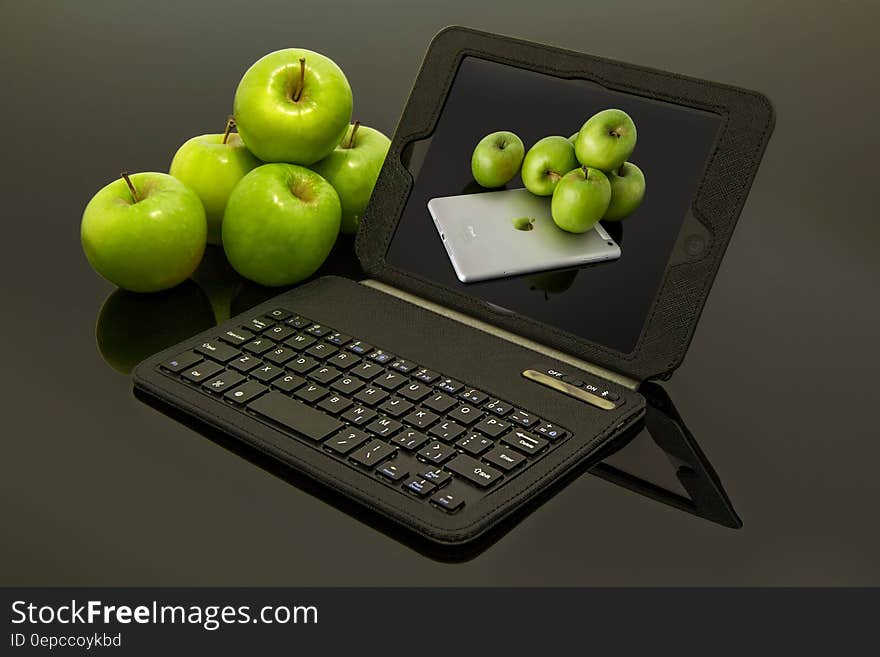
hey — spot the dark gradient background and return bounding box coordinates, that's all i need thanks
[2,0,879,585]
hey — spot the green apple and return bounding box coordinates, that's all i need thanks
[551,166,611,234]
[222,163,341,286]
[311,122,391,234]
[169,118,261,244]
[604,161,646,221]
[471,131,524,188]
[95,280,215,375]
[521,136,579,196]
[568,132,578,145]
[575,109,637,172]
[81,172,206,292]
[233,48,353,165]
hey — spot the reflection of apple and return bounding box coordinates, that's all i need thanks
[169,119,261,244]
[233,49,353,165]
[551,166,611,233]
[222,164,341,286]
[81,172,206,292]
[190,245,244,323]
[575,109,637,172]
[521,136,578,196]
[96,281,215,375]
[603,162,646,221]
[528,268,579,299]
[471,131,524,188]
[311,122,390,234]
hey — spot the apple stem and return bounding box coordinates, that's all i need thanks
[582,166,589,181]
[120,171,139,203]
[618,164,626,176]
[222,116,236,144]
[292,57,306,102]
[345,121,361,149]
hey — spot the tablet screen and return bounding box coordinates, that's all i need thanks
[386,56,722,354]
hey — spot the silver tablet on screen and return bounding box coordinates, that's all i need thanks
[428,188,621,283]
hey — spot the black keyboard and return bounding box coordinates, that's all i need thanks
[156,307,571,514]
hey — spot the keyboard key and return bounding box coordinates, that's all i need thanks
[403,408,439,429]
[285,315,311,329]
[431,491,464,512]
[327,351,360,369]
[429,420,465,442]
[220,328,254,346]
[501,429,548,455]
[392,429,429,451]
[243,337,276,355]
[295,383,329,403]
[265,308,291,321]
[350,361,382,380]
[182,361,223,383]
[196,340,240,363]
[436,378,463,394]
[417,441,457,465]
[284,333,317,350]
[484,399,513,416]
[272,372,305,393]
[368,349,394,364]
[508,409,539,428]
[245,317,273,333]
[424,393,457,413]
[308,365,341,385]
[265,346,297,365]
[413,368,440,384]
[202,370,245,393]
[251,363,283,383]
[305,323,333,337]
[420,468,451,487]
[446,454,503,488]
[448,404,483,425]
[379,397,413,417]
[288,356,320,374]
[473,416,510,438]
[535,422,568,441]
[483,447,526,471]
[341,405,377,426]
[229,354,261,373]
[375,371,406,391]
[326,331,351,346]
[346,340,372,355]
[248,392,342,442]
[332,375,365,395]
[376,462,408,482]
[399,382,431,402]
[366,417,402,438]
[318,394,353,415]
[390,359,417,374]
[403,477,435,497]
[354,386,389,406]
[460,388,488,405]
[456,433,493,456]
[350,440,396,467]
[324,428,369,455]
[265,324,296,341]
[162,350,201,373]
[306,342,338,359]
[224,380,267,404]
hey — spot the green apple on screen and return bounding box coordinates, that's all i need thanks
[81,172,207,293]
[311,122,391,234]
[471,131,525,188]
[222,164,341,286]
[604,162,646,221]
[521,136,579,196]
[551,166,611,233]
[233,49,353,165]
[169,118,261,244]
[575,109,637,172]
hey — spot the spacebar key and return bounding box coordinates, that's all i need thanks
[248,392,343,442]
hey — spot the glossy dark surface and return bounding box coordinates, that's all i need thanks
[2,0,878,585]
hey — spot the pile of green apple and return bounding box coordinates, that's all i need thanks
[470,109,646,234]
[81,48,391,293]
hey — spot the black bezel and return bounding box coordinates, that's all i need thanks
[356,26,775,381]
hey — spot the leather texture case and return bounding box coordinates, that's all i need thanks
[134,276,646,545]
[357,26,776,382]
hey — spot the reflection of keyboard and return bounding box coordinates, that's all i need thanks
[158,307,570,514]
